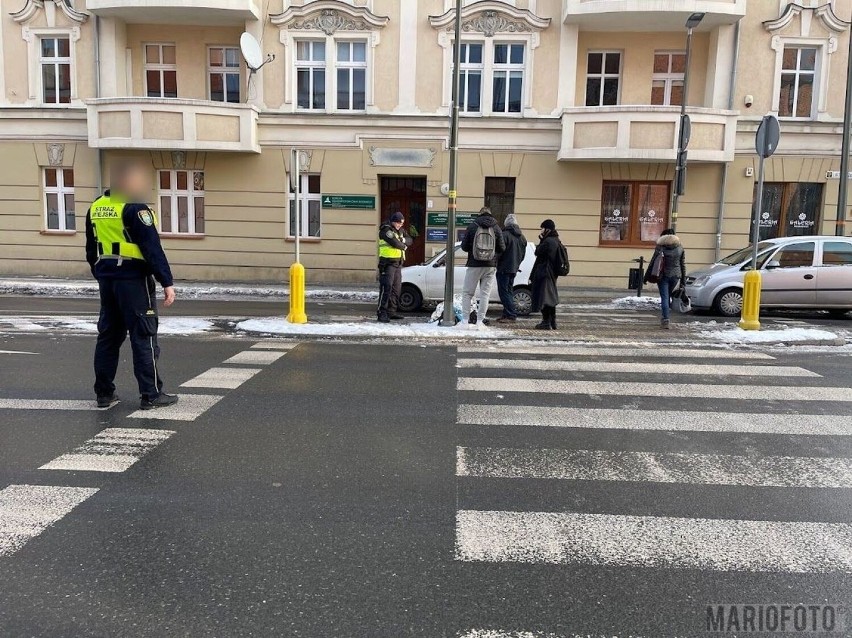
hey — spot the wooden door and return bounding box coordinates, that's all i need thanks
[380,176,427,266]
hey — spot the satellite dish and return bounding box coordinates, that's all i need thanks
[240,32,264,71]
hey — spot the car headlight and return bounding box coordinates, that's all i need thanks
[690,275,711,287]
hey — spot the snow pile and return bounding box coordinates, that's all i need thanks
[237,317,504,339]
[612,296,661,308]
[0,315,214,334]
[0,280,99,297]
[702,326,841,344]
[306,289,378,302]
[159,318,215,334]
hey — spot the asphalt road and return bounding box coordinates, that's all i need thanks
[1,331,851,637]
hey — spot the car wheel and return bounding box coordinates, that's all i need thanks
[512,286,532,316]
[398,284,423,313]
[828,309,851,319]
[713,288,743,317]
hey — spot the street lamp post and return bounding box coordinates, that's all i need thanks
[837,17,852,236]
[442,0,463,326]
[670,12,704,234]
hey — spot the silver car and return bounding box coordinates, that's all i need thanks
[685,235,852,317]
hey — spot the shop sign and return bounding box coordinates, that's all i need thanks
[426,228,448,242]
[427,212,478,227]
[789,212,815,231]
[321,195,376,210]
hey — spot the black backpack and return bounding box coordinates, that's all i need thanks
[555,242,570,277]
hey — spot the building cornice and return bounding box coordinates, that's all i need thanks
[763,2,849,34]
[429,0,551,37]
[10,0,88,24]
[270,0,389,35]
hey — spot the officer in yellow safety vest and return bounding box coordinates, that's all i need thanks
[376,211,408,323]
[84,159,178,411]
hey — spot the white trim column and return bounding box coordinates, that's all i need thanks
[556,22,579,113]
[394,0,419,113]
[246,18,266,108]
[704,24,735,110]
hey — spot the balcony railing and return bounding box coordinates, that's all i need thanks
[86,98,260,154]
[563,0,746,30]
[558,105,736,163]
[85,0,259,25]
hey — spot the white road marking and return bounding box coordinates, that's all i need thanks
[459,632,650,638]
[40,428,175,473]
[0,349,38,355]
[250,341,298,350]
[223,350,287,365]
[180,367,262,390]
[457,358,814,378]
[457,446,852,488]
[0,484,98,558]
[456,346,774,360]
[455,510,852,572]
[128,393,224,421]
[457,378,852,402]
[0,399,116,411]
[457,405,852,436]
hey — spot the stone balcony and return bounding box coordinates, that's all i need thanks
[558,106,737,163]
[85,0,259,25]
[563,0,746,30]
[86,98,260,153]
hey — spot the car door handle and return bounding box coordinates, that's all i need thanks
[803,274,815,280]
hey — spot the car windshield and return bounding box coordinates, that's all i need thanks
[719,243,774,266]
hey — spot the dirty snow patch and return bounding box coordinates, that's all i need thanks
[237,318,505,339]
[612,296,661,308]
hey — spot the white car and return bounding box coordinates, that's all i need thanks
[399,242,537,314]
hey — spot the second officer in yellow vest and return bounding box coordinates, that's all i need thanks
[85,159,178,411]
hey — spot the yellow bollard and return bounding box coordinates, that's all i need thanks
[738,269,761,331]
[287,262,308,324]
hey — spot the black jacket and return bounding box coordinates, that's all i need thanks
[85,192,174,287]
[530,231,561,311]
[497,224,528,274]
[460,213,506,268]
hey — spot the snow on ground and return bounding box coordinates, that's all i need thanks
[611,296,661,307]
[0,316,214,334]
[0,278,378,302]
[159,318,216,334]
[237,317,506,339]
[701,325,842,344]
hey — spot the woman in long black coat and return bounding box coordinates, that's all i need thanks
[530,219,560,330]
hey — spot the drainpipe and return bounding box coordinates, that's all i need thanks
[94,14,103,195]
[714,18,741,262]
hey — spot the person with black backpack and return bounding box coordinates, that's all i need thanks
[459,207,506,329]
[530,219,568,330]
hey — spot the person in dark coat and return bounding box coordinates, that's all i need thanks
[530,219,561,330]
[644,228,687,329]
[496,214,528,323]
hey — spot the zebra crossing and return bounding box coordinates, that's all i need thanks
[454,344,852,575]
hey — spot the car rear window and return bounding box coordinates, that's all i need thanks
[822,241,852,266]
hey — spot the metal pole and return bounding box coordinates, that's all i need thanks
[751,155,765,271]
[837,21,852,236]
[442,0,463,326]
[670,26,694,234]
[294,149,301,264]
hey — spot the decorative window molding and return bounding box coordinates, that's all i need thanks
[273,1,387,113]
[270,1,389,35]
[20,26,82,106]
[763,2,850,120]
[10,0,88,25]
[429,1,551,39]
[430,1,549,117]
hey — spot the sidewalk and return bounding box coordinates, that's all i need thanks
[0,276,628,304]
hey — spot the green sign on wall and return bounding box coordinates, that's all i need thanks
[321,195,376,210]
[427,211,478,226]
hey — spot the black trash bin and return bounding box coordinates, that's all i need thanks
[628,267,643,290]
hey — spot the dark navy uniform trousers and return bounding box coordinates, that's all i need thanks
[93,276,163,401]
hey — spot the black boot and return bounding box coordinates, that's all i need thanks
[535,310,551,330]
[549,306,558,330]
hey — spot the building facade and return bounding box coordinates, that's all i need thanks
[0,0,850,287]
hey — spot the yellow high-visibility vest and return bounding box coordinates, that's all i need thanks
[89,195,145,261]
[378,227,404,260]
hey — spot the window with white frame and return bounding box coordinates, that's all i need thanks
[158,170,204,235]
[651,51,685,106]
[457,42,484,113]
[779,46,817,119]
[44,168,75,231]
[296,40,327,110]
[145,44,177,98]
[208,46,240,103]
[288,174,321,238]
[492,43,524,114]
[39,37,71,105]
[336,41,367,111]
[586,51,621,107]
